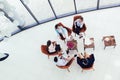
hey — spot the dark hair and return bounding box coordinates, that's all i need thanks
[55,24,59,29]
[80,16,83,21]
[47,40,51,47]
[54,57,58,62]
[74,54,77,57]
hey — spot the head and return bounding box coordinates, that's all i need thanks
[82,59,88,65]
[47,40,51,47]
[54,57,58,62]
[74,15,83,21]
[55,24,59,29]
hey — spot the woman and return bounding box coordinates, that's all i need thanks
[47,40,61,54]
[55,23,68,40]
[73,15,86,38]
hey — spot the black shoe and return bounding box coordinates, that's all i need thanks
[74,54,77,57]
[79,36,83,39]
[81,53,83,56]
[66,50,69,54]
[0,53,9,61]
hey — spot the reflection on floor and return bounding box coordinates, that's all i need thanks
[0,7,120,80]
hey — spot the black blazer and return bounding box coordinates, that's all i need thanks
[77,54,95,68]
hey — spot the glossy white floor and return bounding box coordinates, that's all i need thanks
[0,7,120,80]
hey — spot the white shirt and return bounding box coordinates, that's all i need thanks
[56,57,68,66]
[48,44,56,53]
[57,26,63,34]
[74,19,84,28]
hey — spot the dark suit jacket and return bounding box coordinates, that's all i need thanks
[77,54,95,68]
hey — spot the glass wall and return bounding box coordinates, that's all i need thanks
[99,0,120,8]
[0,0,119,35]
[0,0,21,39]
[49,0,75,18]
[26,0,55,24]
[75,0,98,13]
[6,0,37,28]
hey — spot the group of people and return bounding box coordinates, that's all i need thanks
[46,39,95,68]
[55,15,86,40]
[44,15,95,70]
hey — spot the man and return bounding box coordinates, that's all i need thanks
[77,52,95,68]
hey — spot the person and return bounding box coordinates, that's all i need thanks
[54,55,74,66]
[77,52,95,68]
[0,53,9,61]
[73,15,86,38]
[47,40,61,54]
[55,24,68,40]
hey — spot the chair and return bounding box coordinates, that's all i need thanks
[81,64,95,72]
[72,15,87,36]
[41,45,58,59]
[57,22,72,41]
[83,38,95,50]
[102,35,116,49]
[56,58,74,72]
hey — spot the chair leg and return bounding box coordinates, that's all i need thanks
[48,55,50,59]
[84,47,86,51]
[104,46,106,49]
[64,40,66,43]
[114,44,116,48]
[67,68,70,72]
[81,69,83,72]
[84,32,86,36]
[93,48,94,50]
[75,33,76,37]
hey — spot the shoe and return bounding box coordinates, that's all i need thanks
[0,53,9,61]
[66,50,69,54]
[81,53,84,56]
[79,36,83,39]
[74,54,77,57]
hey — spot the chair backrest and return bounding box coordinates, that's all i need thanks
[80,24,86,32]
[56,58,74,71]
[57,22,72,40]
[41,45,58,58]
[72,15,86,33]
[73,15,83,21]
[41,45,49,55]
